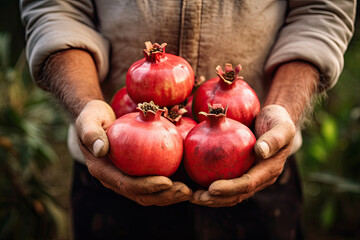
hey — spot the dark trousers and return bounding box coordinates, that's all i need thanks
[71,156,303,240]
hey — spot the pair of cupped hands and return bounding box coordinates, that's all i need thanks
[76,100,296,207]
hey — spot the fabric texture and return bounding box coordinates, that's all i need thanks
[21,0,356,97]
[265,0,356,90]
[20,0,110,82]
[20,0,356,163]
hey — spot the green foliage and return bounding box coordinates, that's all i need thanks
[298,26,360,238]
[0,33,68,240]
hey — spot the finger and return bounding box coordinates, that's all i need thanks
[255,120,295,159]
[191,190,250,207]
[136,182,193,206]
[75,100,115,157]
[208,156,285,196]
[208,174,253,196]
[81,142,173,195]
[122,175,173,194]
[191,190,210,204]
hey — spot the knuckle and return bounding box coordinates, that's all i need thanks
[276,167,284,176]
[287,120,296,134]
[271,133,285,150]
[136,197,151,207]
[230,200,239,207]
[86,161,97,177]
[75,113,84,128]
[87,165,96,177]
[249,181,257,193]
[113,176,124,192]
[242,174,257,193]
[82,128,97,142]
[269,178,278,185]
[269,166,284,179]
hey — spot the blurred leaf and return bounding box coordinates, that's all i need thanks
[308,138,327,163]
[42,197,68,238]
[309,172,360,194]
[35,139,58,165]
[320,116,338,149]
[0,207,18,239]
[0,32,10,68]
[0,30,69,239]
[320,199,336,230]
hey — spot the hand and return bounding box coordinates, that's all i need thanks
[75,100,192,206]
[190,105,296,207]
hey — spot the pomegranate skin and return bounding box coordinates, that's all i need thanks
[163,105,197,140]
[163,105,197,184]
[193,64,260,126]
[110,87,137,118]
[184,106,256,187]
[126,42,194,107]
[175,117,197,140]
[183,95,194,119]
[107,105,183,177]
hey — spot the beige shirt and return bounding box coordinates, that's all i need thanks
[21,0,356,163]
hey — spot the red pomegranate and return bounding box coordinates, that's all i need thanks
[110,87,137,118]
[181,76,205,119]
[192,63,260,126]
[126,42,194,107]
[107,101,183,177]
[184,104,256,187]
[163,105,197,140]
[182,95,194,119]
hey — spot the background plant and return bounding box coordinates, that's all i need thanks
[297,22,360,239]
[0,33,70,239]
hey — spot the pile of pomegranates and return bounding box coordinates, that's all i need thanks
[107,41,260,187]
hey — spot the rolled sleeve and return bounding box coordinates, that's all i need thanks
[20,0,110,82]
[265,0,356,90]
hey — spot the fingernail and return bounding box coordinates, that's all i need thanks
[209,190,220,196]
[159,183,172,189]
[175,191,187,198]
[93,139,104,156]
[258,141,269,158]
[200,193,211,202]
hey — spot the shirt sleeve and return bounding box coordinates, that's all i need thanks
[20,0,110,82]
[265,0,356,90]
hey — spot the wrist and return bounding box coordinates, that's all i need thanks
[264,60,319,125]
[39,49,104,119]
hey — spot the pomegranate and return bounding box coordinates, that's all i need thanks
[126,42,195,107]
[107,101,183,177]
[163,105,197,184]
[184,104,256,187]
[163,105,197,140]
[181,95,194,119]
[193,63,260,126]
[181,76,205,119]
[110,87,137,118]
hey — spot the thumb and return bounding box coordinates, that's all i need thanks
[75,100,116,157]
[254,105,296,159]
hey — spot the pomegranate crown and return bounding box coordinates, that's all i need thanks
[137,101,164,116]
[143,41,167,58]
[216,63,244,85]
[163,105,188,123]
[199,103,228,117]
